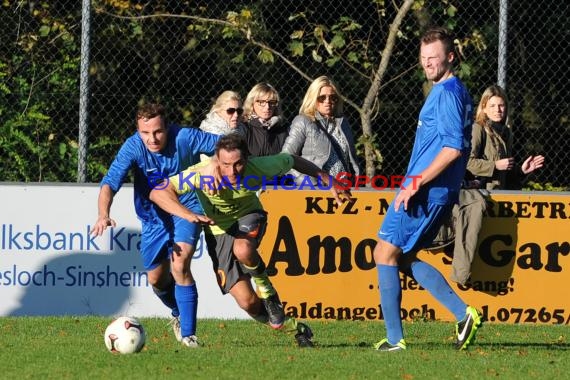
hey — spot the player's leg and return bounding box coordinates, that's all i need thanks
[146,261,183,342]
[170,217,201,347]
[140,222,179,320]
[147,261,177,312]
[228,276,314,347]
[399,203,481,350]
[402,257,481,349]
[373,238,406,351]
[231,211,285,329]
[206,232,314,347]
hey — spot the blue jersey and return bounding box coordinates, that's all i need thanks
[404,76,473,205]
[101,124,220,223]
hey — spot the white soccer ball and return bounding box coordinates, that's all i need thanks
[104,316,146,354]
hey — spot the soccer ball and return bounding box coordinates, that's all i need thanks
[104,316,146,354]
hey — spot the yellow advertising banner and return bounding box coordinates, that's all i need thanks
[258,190,570,324]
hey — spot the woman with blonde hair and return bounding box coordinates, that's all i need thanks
[282,76,361,184]
[467,84,544,189]
[199,90,244,136]
[241,83,288,157]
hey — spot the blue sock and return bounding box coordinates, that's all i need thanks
[153,278,179,317]
[175,283,198,337]
[377,264,403,344]
[410,260,466,320]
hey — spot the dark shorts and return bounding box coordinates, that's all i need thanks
[204,211,267,294]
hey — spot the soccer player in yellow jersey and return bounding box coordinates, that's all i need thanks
[150,133,348,347]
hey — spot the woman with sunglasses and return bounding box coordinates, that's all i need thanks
[199,90,245,136]
[282,76,361,185]
[241,83,288,157]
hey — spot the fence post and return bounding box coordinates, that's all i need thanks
[77,0,91,183]
[497,0,508,89]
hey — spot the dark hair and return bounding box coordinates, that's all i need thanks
[136,103,166,123]
[421,26,456,57]
[215,133,250,160]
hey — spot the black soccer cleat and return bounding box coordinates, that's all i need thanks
[455,306,483,350]
[262,294,285,329]
[295,322,314,348]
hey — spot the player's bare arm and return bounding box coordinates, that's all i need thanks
[149,182,214,225]
[395,147,461,211]
[92,184,117,236]
[291,154,352,205]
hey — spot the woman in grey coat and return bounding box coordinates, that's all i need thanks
[282,76,361,185]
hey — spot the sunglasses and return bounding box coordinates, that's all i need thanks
[317,94,339,103]
[256,100,279,108]
[226,107,244,115]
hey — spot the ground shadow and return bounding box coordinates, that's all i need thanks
[8,228,143,316]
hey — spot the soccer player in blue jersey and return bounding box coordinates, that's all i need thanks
[373,27,482,352]
[91,103,219,348]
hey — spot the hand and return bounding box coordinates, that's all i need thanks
[521,155,545,174]
[495,157,514,171]
[198,158,222,195]
[318,172,352,205]
[394,185,418,212]
[91,216,116,236]
[330,182,352,206]
[186,212,215,225]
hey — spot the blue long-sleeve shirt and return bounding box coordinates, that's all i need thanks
[101,124,220,223]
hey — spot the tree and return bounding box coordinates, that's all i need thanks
[96,0,434,178]
[0,0,83,181]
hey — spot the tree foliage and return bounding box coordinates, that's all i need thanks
[2,0,567,187]
[0,1,104,181]
[95,0,493,177]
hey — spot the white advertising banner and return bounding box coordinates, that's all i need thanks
[0,183,247,318]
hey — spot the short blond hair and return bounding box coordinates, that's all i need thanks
[210,90,242,114]
[243,83,281,119]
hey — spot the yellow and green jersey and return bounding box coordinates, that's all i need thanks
[169,153,294,235]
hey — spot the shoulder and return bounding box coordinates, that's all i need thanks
[177,124,206,137]
[119,133,144,154]
[443,77,472,102]
[291,114,313,125]
[472,122,484,132]
[290,115,316,132]
[199,112,225,133]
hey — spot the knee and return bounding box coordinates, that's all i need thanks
[171,243,195,269]
[373,240,401,266]
[233,238,256,259]
[236,293,261,315]
[172,242,195,259]
[147,264,173,288]
[149,275,167,289]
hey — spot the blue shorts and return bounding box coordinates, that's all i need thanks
[140,215,200,270]
[378,200,452,254]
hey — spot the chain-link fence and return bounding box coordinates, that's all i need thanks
[2,0,569,188]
